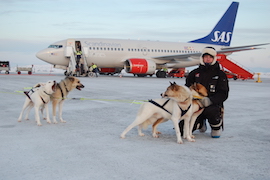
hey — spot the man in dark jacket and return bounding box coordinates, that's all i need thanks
[180,47,229,138]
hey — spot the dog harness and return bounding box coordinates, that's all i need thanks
[178,104,191,116]
[149,99,172,115]
[58,82,69,100]
[24,88,49,104]
[149,99,192,117]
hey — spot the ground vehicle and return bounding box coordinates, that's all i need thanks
[0,61,10,74]
[167,68,186,78]
[17,66,33,75]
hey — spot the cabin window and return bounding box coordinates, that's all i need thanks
[48,45,63,49]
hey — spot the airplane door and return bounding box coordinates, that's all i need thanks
[142,47,148,56]
[67,39,75,48]
[65,39,75,56]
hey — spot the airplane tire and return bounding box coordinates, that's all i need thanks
[156,70,166,78]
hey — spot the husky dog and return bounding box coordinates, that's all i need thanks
[50,76,84,124]
[120,82,207,144]
[18,80,56,126]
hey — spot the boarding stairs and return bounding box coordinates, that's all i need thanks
[217,54,254,80]
[65,40,89,76]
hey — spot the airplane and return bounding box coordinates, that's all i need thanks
[36,1,268,78]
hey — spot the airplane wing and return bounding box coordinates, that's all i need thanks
[218,43,269,53]
[152,53,201,62]
[152,43,269,62]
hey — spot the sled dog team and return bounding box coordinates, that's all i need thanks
[18,76,207,144]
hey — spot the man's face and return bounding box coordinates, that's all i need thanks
[203,54,214,64]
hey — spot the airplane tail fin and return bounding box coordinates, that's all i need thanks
[189,1,239,46]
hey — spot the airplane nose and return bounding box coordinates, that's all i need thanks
[36,50,47,61]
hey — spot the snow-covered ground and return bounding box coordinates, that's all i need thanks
[0,74,269,180]
[5,64,270,79]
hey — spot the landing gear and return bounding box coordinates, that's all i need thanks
[156,70,167,78]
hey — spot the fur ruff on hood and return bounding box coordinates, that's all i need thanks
[200,47,217,65]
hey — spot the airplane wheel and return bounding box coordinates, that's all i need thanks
[156,70,166,78]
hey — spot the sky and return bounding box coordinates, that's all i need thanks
[0,0,269,72]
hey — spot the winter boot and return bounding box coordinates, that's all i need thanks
[211,129,221,138]
[199,119,207,133]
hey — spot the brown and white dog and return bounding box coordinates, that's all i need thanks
[120,82,207,144]
[18,80,57,126]
[50,76,84,124]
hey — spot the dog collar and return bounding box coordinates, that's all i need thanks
[43,91,51,96]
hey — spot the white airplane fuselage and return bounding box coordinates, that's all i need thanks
[36,38,221,69]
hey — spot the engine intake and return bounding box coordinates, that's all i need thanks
[124,58,156,74]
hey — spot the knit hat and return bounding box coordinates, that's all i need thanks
[200,47,217,65]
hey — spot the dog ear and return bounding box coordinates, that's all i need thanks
[66,76,75,82]
[173,82,176,85]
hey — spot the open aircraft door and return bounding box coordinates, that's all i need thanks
[65,39,76,57]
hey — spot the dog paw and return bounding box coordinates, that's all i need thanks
[191,135,195,139]
[37,123,42,126]
[152,134,159,138]
[120,135,125,139]
[186,136,196,142]
[53,121,58,124]
[47,120,51,124]
[60,120,66,123]
[156,131,162,134]
[177,140,183,144]
[139,133,145,137]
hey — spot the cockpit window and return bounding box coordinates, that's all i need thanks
[48,45,63,49]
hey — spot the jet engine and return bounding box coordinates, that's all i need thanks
[124,58,156,74]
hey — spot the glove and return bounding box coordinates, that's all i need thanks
[200,97,212,107]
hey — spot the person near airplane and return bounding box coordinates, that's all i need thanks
[76,49,82,62]
[180,46,229,138]
[91,63,99,77]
